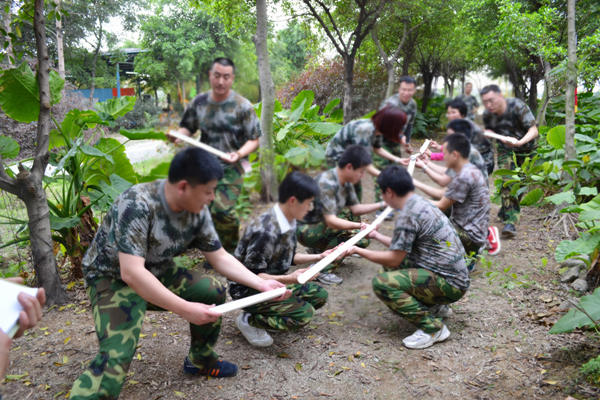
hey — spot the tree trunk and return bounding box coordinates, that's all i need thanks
[254,0,277,202]
[384,63,395,99]
[565,0,577,161]
[31,0,67,304]
[536,59,552,126]
[1,5,14,66]
[342,56,355,124]
[56,0,65,79]
[421,69,434,113]
[89,19,103,104]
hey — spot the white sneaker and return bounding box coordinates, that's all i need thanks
[236,312,273,347]
[429,304,453,318]
[402,324,450,349]
[316,272,343,285]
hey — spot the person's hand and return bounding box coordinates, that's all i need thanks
[367,225,380,239]
[0,330,11,380]
[225,152,240,164]
[346,245,360,256]
[502,137,522,148]
[290,268,314,282]
[167,129,186,145]
[14,289,46,338]
[257,279,291,301]
[415,158,427,169]
[397,157,410,166]
[430,140,442,152]
[180,302,222,326]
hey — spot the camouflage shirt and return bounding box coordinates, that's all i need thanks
[179,90,261,163]
[82,180,221,283]
[379,95,417,141]
[468,119,493,158]
[483,97,537,153]
[446,145,488,181]
[459,94,479,120]
[445,163,490,244]
[325,119,383,163]
[230,204,297,299]
[301,168,359,224]
[390,194,469,290]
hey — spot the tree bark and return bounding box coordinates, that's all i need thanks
[1,5,14,66]
[89,14,103,104]
[536,59,552,126]
[56,0,65,79]
[342,55,355,123]
[31,0,67,304]
[254,0,277,201]
[565,0,577,161]
[371,23,408,99]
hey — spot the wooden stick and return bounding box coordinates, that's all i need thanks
[167,130,231,160]
[297,139,432,284]
[211,287,287,314]
[483,131,519,144]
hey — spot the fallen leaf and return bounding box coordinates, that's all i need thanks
[174,391,185,397]
[63,337,71,345]
[543,380,558,385]
[277,352,290,358]
[294,363,302,372]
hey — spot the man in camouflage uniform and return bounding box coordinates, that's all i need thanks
[429,134,490,268]
[347,165,469,350]
[374,76,418,172]
[446,98,493,174]
[459,82,480,121]
[231,172,329,347]
[176,58,261,254]
[69,148,286,399]
[297,145,387,285]
[481,84,538,238]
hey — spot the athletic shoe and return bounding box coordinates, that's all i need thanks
[375,209,394,221]
[501,223,516,238]
[429,304,453,318]
[316,272,343,285]
[487,226,501,255]
[183,356,238,378]
[402,324,451,349]
[235,312,273,347]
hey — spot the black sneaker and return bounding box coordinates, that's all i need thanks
[183,357,238,378]
[501,223,516,238]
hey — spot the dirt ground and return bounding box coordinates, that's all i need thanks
[3,162,600,400]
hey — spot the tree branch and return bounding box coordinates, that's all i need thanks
[302,0,347,56]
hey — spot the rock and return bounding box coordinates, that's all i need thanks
[560,266,581,283]
[578,266,589,280]
[560,258,587,270]
[571,278,589,292]
[559,298,578,311]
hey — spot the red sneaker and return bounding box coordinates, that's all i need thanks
[487,226,501,255]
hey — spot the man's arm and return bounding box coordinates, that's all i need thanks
[413,178,446,200]
[366,164,381,177]
[323,213,363,230]
[432,196,455,211]
[420,161,451,187]
[120,253,222,324]
[514,125,539,147]
[226,138,260,163]
[374,147,402,164]
[349,246,406,268]
[348,201,386,216]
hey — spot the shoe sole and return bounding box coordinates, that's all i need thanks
[501,230,516,239]
[488,227,501,255]
[403,328,451,349]
[236,316,273,347]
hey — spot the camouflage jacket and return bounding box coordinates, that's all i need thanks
[82,180,221,283]
[230,205,297,299]
[301,168,359,224]
[459,94,479,120]
[390,194,469,290]
[325,119,383,163]
[446,145,488,181]
[179,90,261,162]
[445,163,490,244]
[483,97,537,153]
[468,119,493,158]
[379,95,417,141]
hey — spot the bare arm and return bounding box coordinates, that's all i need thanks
[421,162,451,186]
[348,201,386,216]
[324,213,362,230]
[374,147,402,164]
[349,246,407,268]
[294,252,326,265]
[413,178,446,200]
[223,138,260,164]
[515,125,539,147]
[367,230,392,247]
[432,196,455,211]
[366,164,381,177]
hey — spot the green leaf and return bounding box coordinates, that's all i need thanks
[550,287,600,334]
[493,168,517,176]
[49,69,64,105]
[290,90,314,113]
[0,64,39,122]
[80,144,114,164]
[138,161,170,182]
[554,233,600,262]
[323,98,340,115]
[120,129,167,141]
[49,214,81,231]
[276,124,291,141]
[546,125,565,150]
[307,122,342,136]
[544,190,575,205]
[94,96,136,120]
[580,187,599,197]
[88,138,137,184]
[0,135,20,158]
[520,188,544,206]
[289,99,305,124]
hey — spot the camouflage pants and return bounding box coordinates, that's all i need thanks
[481,150,495,175]
[452,222,484,260]
[496,150,531,225]
[296,220,370,273]
[372,265,465,334]
[210,164,243,253]
[373,139,403,202]
[244,282,328,331]
[70,268,226,400]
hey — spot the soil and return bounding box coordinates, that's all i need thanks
[3,157,600,400]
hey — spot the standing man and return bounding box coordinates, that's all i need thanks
[69,148,287,399]
[380,76,418,146]
[176,58,261,254]
[480,84,538,238]
[460,82,479,121]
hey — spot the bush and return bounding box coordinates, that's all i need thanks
[115,97,161,130]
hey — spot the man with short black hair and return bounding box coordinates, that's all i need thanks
[347,165,469,349]
[480,84,538,238]
[232,171,331,347]
[69,148,287,399]
[297,145,387,285]
[379,75,417,146]
[176,57,261,254]
[460,82,479,120]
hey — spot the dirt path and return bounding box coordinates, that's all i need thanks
[4,167,599,400]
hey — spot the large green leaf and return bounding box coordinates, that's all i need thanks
[288,99,306,124]
[546,125,566,150]
[555,232,600,262]
[307,122,342,136]
[0,135,20,158]
[94,96,136,120]
[49,214,81,231]
[544,190,575,205]
[80,144,114,164]
[120,129,167,141]
[550,287,600,334]
[323,98,341,115]
[290,90,314,113]
[0,64,64,123]
[138,161,170,182]
[89,138,137,184]
[520,188,544,206]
